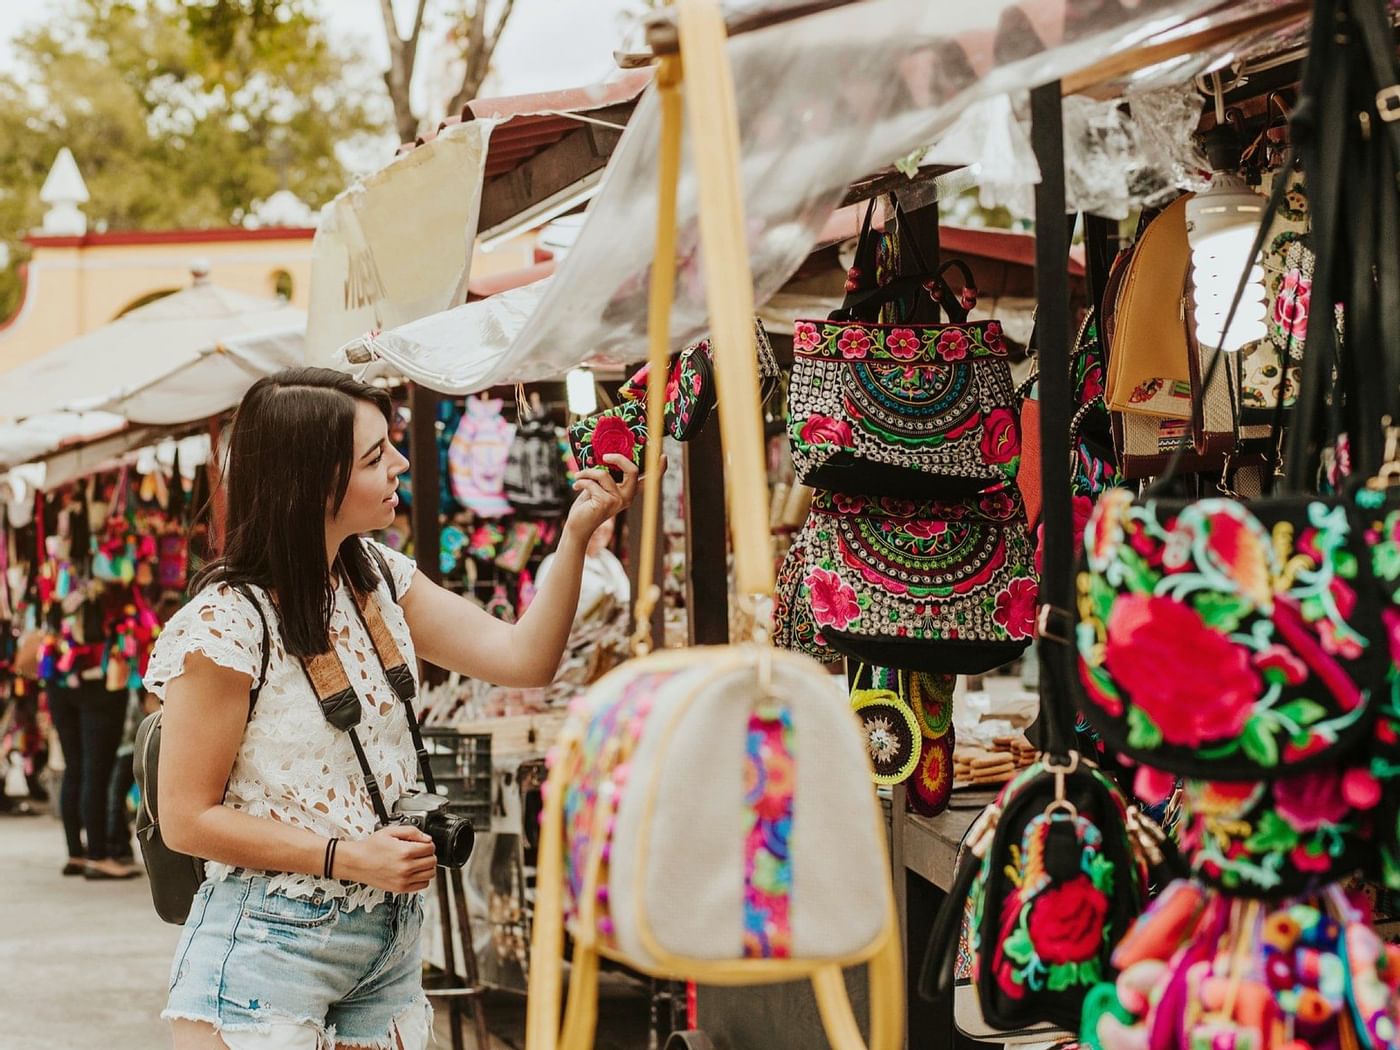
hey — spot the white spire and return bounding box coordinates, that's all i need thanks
[37,147,90,236]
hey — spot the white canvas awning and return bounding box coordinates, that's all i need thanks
[305,120,494,366]
[0,278,304,426]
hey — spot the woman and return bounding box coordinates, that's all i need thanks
[147,368,646,1050]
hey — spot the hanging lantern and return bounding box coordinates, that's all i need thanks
[1185,173,1268,352]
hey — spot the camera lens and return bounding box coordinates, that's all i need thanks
[434,816,475,868]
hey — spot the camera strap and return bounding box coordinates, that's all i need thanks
[296,548,437,828]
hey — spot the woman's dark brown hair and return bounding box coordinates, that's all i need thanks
[194,367,392,658]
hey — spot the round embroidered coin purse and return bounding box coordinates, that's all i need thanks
[908,733,955,817]
[911,671,955,739]
[852,689,921,785]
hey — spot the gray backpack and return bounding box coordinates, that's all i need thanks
[133,583,270,924]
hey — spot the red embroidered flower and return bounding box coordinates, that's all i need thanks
[978,487,1020,521]
[1103,595,1260,748]
[936,329,969,361]
[1292,845,1333,873]
[880,498,918,518]
[792,320,823,353]
[832,492,867,515]
[591,415,637,462]
[1274,769,1351,831]
[805,569,861,631]
[992,577,1038,640]
[983,320,1007,353]
[799,414,853,449]
[1026,875,1109,965]
[904,518,947,540]
[1273,269,1311,341]
[836,327,872,359]
[980,408,1020,465]
[887,328,921,360]
[1253,645,1308,686]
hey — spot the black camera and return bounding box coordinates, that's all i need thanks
[391,791,475,868]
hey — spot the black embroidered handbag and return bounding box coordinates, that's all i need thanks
[918,751,1174,1036]
[774,483,1037,674]
[788,202,1020,499]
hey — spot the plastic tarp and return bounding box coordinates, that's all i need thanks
[340,0,1296,394]
[306,119,494,365]
[0,281,305,426]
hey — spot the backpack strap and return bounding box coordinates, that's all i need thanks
[231,582,271,717]
[364,542,398,604]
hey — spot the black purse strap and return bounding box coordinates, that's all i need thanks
[1029,80,1077,756]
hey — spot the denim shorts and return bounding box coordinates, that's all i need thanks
[163,875,431,1049]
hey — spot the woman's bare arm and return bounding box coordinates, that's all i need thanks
[158,652,437,893]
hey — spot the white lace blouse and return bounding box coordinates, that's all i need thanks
[144,540,421,912]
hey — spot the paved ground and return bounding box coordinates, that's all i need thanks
[0,811,650,1050]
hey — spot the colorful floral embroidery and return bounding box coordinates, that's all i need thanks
[743,705,794,959]
[782,485,1036,655]
[1076,489,1379,777]
[568,402,648,474]
[787,316,1019,494]
[984,814,1113,999]
[559,670,679,942]
[791,319,1009,363]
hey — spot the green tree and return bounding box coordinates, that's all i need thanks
[0,0,389,321]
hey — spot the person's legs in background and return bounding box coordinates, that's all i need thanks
[45,686,87,875]
[78,680,137,878]
[107,749,136,863]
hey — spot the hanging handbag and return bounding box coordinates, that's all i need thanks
[918,751,1172,1037]
[526,15,902,1049]
[1103,199,1236,478]
[775,482,1036,674]
[616,317,781,441]
[1075,78,1394,781]
[788,199,1020,499]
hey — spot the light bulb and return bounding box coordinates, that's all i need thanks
[565,368,598,416]
[1186,175,1268,352]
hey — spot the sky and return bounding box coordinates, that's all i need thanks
[0,0,638,98]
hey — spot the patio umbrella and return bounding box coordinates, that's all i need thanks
[0,275,305,426]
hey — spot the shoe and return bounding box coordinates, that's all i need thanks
[62,860,86,876]
[84,863,141,880]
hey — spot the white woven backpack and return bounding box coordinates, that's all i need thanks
[525,6,902,1047]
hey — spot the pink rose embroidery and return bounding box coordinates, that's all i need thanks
[832,492,867,514]
[792,320,823,353]
[979,408,1020,465]
[799,415,853,449]
[992,577,1038,640]
[805,569,861,631]
[836,327,872,359]
[936,329,969,361]
[1273,269,1311,342]
[1103,594,1260,748]
[983,321,1007,353]
[904,518,946,540]
[887,328,921,360]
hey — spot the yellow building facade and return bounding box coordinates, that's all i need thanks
[0,228,316,373]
